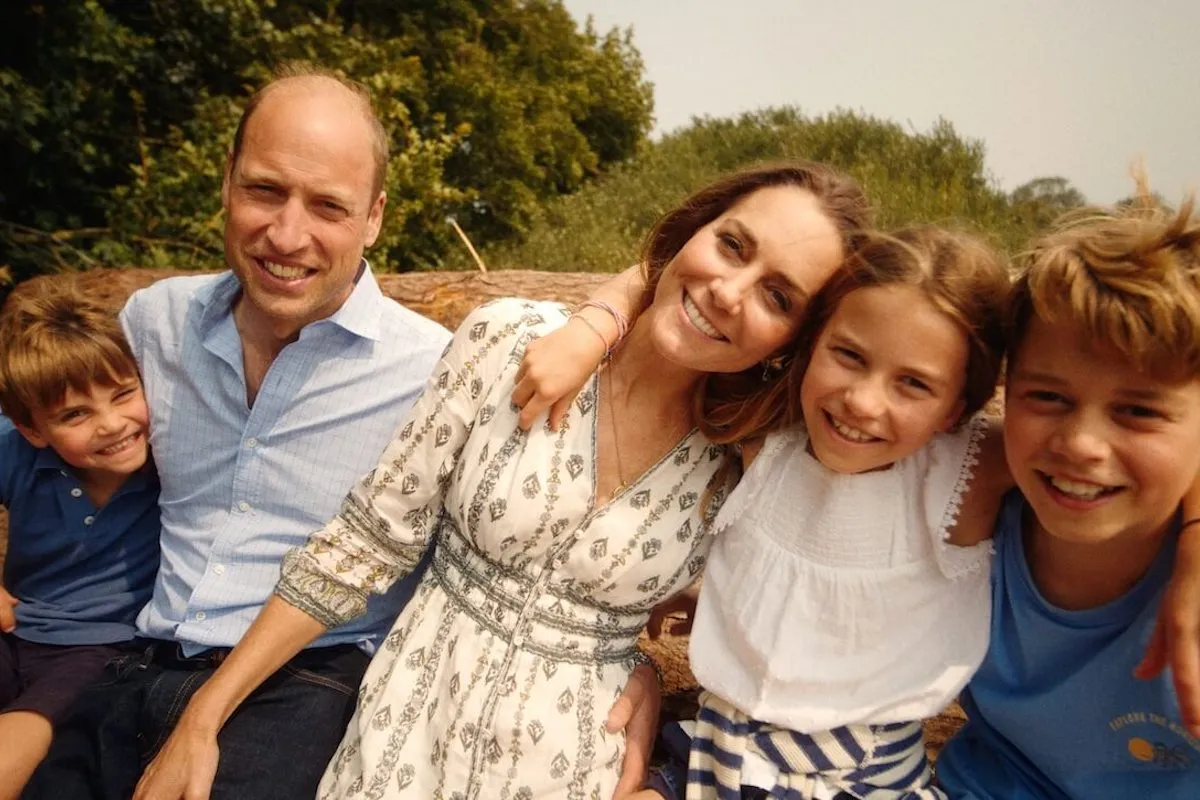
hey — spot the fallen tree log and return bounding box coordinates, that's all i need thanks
[59,268,612,330]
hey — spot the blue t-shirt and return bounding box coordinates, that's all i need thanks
[1,416,161,645]
[938,491,1200,798]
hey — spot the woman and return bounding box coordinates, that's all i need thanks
[134,162,870,800]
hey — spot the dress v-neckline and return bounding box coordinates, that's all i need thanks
[586,371,701,517]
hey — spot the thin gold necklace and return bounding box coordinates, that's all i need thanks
[603,363,627,493]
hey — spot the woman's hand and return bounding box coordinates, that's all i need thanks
[134,597,328,799]
[607,663,662,799]
[133,712,221,800]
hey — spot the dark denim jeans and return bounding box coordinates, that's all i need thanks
[22,642,369,800]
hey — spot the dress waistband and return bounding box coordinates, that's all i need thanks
[431,524,647,666]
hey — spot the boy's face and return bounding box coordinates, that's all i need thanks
[16,377,150,484]
[1004,316,1200,546]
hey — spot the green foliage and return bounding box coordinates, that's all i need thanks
[1008,176,1087,230]
[1,0,652,278]
[456,108,1053,273]
[2,2,1083,282]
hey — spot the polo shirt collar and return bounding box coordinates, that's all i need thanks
[32,443,68,473]
[32,442,155,493]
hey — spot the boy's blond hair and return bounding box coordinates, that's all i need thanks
[0,277,139,428]
[1009,182,1200,382]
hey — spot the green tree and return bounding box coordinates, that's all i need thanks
[0,0,652,278]
[462,107,1041,273]
[1009,176,1087,230]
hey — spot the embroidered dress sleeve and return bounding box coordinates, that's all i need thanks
[276,298,563,628]
[920,413,993,580]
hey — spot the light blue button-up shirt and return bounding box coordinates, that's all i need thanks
[121,268,450,652]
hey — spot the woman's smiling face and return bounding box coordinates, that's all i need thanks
[644,185,846,376]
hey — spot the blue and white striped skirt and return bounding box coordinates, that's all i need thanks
[647,690,945,800]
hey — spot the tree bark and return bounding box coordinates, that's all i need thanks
[56,268,612,331]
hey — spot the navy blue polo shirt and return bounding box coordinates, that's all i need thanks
[1,416,161,645]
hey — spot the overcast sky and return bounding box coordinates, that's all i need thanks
[562,1,1200,204]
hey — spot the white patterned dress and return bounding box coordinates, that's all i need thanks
[277,298,730,800]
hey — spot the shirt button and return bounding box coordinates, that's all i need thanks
[195,611,207,622]
[70,487,83,498]
[246,437,258,449]
[237,501,250,512]
[83,515,95,526]
[213,564,226,576]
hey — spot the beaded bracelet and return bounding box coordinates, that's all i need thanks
[577,299,630,342]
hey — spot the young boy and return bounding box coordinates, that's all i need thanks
[937,192,1200,797]
[0,277,160,798]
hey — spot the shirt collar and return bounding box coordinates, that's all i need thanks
[193,260,385,343]
[314,260,384,342]
[32,443,69,473]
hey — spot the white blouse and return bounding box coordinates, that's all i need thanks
[689,418,993,733]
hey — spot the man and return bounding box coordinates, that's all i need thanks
[27,64,658,800]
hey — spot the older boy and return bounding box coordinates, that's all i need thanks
[0,278,160,798]
[937,194,1200,797]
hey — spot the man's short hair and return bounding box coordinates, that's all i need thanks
[0,277,140,428]
[229,61,390,199]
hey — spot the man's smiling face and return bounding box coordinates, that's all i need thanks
[221,76,385,340]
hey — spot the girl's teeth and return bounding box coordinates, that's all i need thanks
[1048,476,1108,500]
[264,261,308,280]
[682,295,723,340]
[831,417,874,442]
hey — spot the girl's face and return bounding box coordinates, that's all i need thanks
[645,185,845,376]
[800,283,968,474]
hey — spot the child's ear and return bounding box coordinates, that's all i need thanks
[939,397,967,432]
[14,422,50,449]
